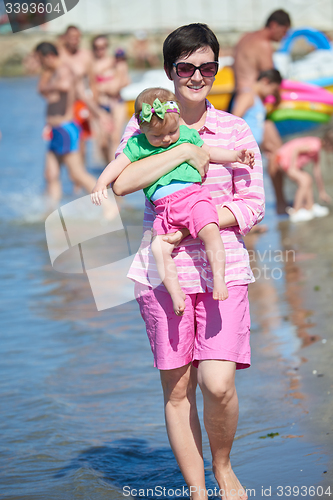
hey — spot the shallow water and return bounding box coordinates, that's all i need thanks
[0,77,332,499]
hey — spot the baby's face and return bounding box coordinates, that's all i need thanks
[144,114,180,148]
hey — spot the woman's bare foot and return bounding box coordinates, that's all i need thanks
[213,277,229,301]
[214,463,247,500]
[170,290,186,315]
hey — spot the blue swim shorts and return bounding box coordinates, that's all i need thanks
[49,121,81,156]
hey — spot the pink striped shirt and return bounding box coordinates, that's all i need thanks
[116,101,265,292]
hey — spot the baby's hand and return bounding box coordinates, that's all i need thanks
[235,149,255,168]
[91,183,108,205]
[319,190,332,204]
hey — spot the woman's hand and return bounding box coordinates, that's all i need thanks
[184,143,210,177]
[162,228,190,246]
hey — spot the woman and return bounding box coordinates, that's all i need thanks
[113,24,264,500]
[90,35,130,162]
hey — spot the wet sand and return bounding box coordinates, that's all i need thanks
[0,76,333,498]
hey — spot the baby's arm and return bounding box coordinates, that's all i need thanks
[91,153,131,205]
[202,144,255,168]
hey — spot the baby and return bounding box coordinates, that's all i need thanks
[91,87,254,315]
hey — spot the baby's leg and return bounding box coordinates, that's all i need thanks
[286,169,313,211]
[151,235,186,316]
[198,223,228,300]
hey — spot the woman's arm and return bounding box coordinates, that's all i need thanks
[221,120,265,235]
[231,92,255,117]
[113,142,210,196]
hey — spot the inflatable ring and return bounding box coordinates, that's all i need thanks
[274,118,330,136]
[268,108,331,123]
[278,27,332,53]
[273,100,333,114]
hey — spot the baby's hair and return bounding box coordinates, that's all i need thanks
[135,87,179,129]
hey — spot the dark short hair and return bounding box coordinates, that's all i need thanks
[65,25,80,33]
[258,69,282,84]
[35,42,58,57]
[91,34,108,48]
[265,9,291,27]
[163,23,219,77]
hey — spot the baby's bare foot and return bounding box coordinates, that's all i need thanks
[171,291,186,316]
[213,277,229,301]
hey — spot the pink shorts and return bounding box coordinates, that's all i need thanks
[153,183,219,239]
[135,282,251,370]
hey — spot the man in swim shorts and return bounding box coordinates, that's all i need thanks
[232,9,291,213]
[58,26,112,158]
[35,42,103,205]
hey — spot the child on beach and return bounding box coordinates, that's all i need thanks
[91,87,254,315]
[274,132,333,222]
[231,69,283,147]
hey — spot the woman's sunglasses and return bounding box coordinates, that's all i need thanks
[173,61,219,78]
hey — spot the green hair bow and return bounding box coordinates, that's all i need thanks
[138,98,180,124]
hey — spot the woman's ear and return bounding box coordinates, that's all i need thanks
[164,64,173,81]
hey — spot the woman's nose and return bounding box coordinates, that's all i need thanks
[191,68,202,80]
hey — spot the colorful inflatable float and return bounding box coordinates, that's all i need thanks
[267,79,333,136]
[270,27,333,134]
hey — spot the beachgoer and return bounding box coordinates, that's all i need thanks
[131,29,160,69]
[110,23,264,500]
[58,26,113,158]
[58,26,92,142]
[232,69,282,146]
[90,35,130,162]
[91,87,255,315]
[232,9,291,213]
[58,25,92,82]
[274,132,333,222]
[35,42,105,205]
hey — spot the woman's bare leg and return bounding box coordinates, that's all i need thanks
[198,223,228,301]
[160,364,207,499]
[151,235,186,315]
[198,360,247,500]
